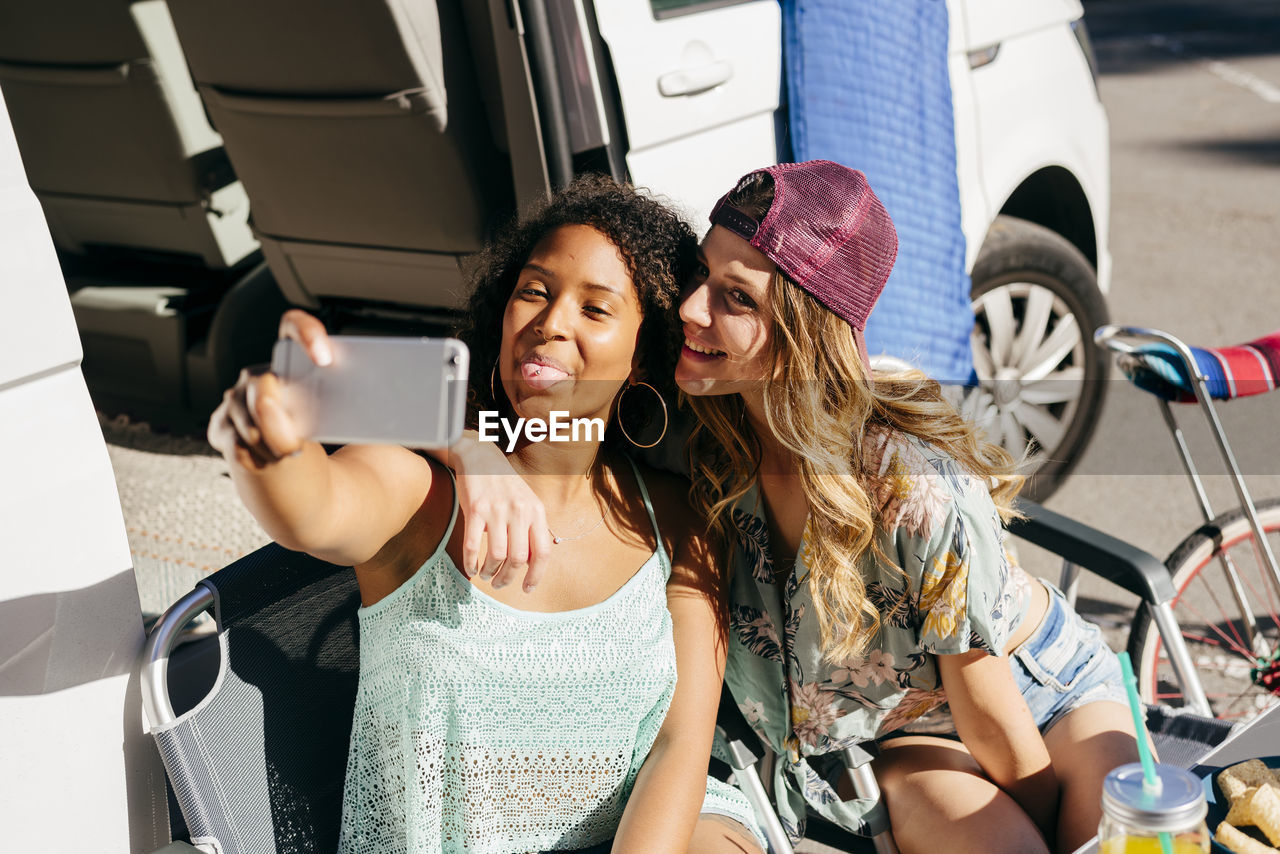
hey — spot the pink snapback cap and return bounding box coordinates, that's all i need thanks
[709,160,898,370]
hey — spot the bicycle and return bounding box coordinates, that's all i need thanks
[1093,324,1280,722]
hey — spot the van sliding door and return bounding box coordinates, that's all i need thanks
[592,0,782,227]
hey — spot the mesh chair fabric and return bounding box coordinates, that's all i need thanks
[153,545,360,854]
[1146,705,1236,769]
[156,652,273,854]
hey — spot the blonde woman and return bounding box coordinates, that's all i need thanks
[670,161,1139,854]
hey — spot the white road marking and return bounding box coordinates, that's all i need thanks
[1149,33,1280,104]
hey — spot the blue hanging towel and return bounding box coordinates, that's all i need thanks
[782,0,973,382]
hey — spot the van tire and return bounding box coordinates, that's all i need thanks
[965,215,1109,500]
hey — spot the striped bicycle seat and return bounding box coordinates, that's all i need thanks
[1118,331,1280,402]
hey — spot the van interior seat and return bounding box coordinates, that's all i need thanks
[166,0,517,312]
[0,0,257,268]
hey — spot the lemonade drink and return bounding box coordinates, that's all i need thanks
[1099,764,1211,854]
[1099,837,1207,853]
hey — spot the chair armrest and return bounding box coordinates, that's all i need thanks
[713,688,797,854]
[714,686,763,770]
[1008,499,1176,605]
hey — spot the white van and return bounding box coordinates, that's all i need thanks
[1,0,1108,501]
[593,0,1111,495]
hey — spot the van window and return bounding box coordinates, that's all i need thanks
[650,0,756,20]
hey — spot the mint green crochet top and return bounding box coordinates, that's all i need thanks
[338,462,756,853]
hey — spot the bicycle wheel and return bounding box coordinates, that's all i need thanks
[1128,497,1280,721]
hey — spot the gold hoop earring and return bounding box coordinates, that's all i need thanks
[616,380,668,449]
[489,363,499,404]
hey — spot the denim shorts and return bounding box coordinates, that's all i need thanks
[1010,580,1128,734]
[881,580,1127,742]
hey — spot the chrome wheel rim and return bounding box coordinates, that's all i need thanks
[965,282,1086,465]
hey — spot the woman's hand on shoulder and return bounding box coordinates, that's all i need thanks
[447,438,551,590]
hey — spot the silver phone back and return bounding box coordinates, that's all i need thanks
[271,336,469,448]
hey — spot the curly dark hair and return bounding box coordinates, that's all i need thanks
[456,173,696,448]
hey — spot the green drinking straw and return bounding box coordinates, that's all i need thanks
[1118,651,1173,854]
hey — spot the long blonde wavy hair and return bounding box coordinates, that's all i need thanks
[686,175,1024,664]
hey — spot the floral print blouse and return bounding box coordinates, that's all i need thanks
[722,428,1027,841]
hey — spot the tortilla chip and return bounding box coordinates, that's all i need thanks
[1228,787,1260,827]
[1217,821,1280,854]
[1251,784,1280,847]
[1221,761,1278,802]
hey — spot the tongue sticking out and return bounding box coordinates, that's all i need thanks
[521,361,569,390]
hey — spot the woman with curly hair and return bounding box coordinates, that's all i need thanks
[206,175,765,853]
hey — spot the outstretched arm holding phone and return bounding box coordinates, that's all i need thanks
[210,309,552,589]
[207,310,439,570]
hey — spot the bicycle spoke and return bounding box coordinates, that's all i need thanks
[1218,707,1257,722]
[1181,631,1227,648]
[1254,534,1280,617]
[1176,597,1256,659]
[1221,682,1263,718]
[1130,498,1280,720]
[1196,565,1250,654]
[1236,560,1280,636]
[1140,677,1263,720]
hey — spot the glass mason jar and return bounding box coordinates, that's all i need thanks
[1098,763,1210,853]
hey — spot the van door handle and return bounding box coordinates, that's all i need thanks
[657,60,733,97]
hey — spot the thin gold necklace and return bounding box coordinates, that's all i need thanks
[522,455,609,544]
[547,513,605,545]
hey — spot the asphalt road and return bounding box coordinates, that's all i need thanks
[1032,0,1280,635]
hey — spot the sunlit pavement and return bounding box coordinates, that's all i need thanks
[1043,0,1280,652]
[101,413,267,621]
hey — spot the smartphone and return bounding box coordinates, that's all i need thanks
[270,335,469,448]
